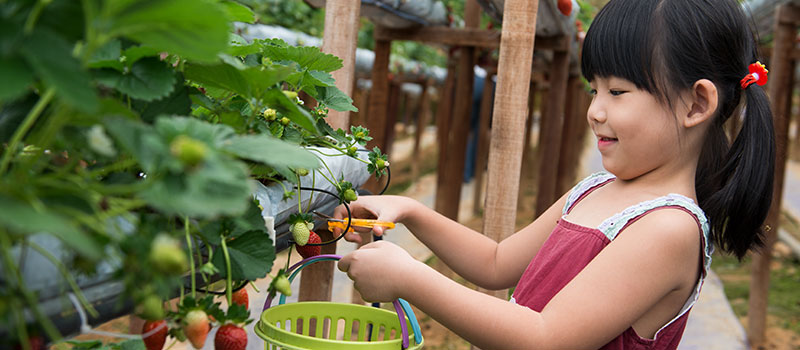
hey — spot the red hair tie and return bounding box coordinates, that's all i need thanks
[740,61,768,89]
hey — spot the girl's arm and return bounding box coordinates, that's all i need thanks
[338,208,702,349]
[335,193,568,290]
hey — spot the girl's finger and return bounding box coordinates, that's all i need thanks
[337,253,353,272]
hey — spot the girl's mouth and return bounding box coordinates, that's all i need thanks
[597,137,617,149]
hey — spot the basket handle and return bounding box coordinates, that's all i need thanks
[262,254,423,349]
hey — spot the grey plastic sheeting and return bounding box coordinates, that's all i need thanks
[237,23,448,83]
[305,0,448,28]
[478,0,579,38]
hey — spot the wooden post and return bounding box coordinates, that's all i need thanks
[477,0,541,298]
[434,52,458,209]
[412,81,432,180]
[298,229,337,301]
[320,0,360,130]
[556,75,586,195]
[534,46,570,217]
[473,71,496,215]
[747,3,798,346]
[434,0,480,220]
[364,37,391,193]
[384,80,402,156]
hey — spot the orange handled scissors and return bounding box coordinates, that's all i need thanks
[313,211,395,233]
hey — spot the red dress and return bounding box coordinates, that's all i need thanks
[510,172,713,350]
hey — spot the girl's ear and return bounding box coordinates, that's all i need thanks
[684,79,718,128]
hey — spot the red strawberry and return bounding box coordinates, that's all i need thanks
[214,324,247,350]
[184,310,211,349]
[142,320,168,350]
[13,335,45,350]
[296,231,321,258]
[231,288,248,308]
[558,0,572,16]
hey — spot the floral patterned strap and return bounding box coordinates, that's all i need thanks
[599,193,713,276]
[562,171,616,215]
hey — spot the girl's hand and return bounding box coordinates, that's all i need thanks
[337,240,420,302]
[333,195,413,244]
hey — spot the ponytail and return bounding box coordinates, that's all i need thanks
[696,84,775,260]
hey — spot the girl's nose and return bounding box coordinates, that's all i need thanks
[587,99,606,124]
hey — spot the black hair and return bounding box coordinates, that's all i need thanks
[581,0,775,259]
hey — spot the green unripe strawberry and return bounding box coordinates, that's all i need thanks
[296,168,309,176]
[170,135,208,167]
[137,294,165,321]
[149,234,188,275]
[272,275,292,296]
[343,189,357,202]
[282,90,298,100]
[375,158,387,170]
[280,117,291,126]
[262,108,277,121]
[347,146,358,156]
[291,222,310,246]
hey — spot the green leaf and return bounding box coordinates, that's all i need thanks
[183,62,292,100]
[122,45,162,65]
[0,195,103,260]
[0,94,38,144]
[132,82,193,122]
[307,70,336,86]
[0,56,33,101]
[260,39,343,72]
[263,88,318,133]
[118,339,146,350]
[221,1,255,23]
[103,116,167,172]
[154,116,236,148]
[227,34,261,57]
[94,57,177,102]
[88,39,123,70]
[222,134,320,169]
[141,156,253,217]
[212,230,274,280]
[19,29,98,112]
[313,85,358,112]
[103,0,230,62]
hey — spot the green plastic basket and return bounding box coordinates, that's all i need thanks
[255,301,423,350]
[255,254,423,349]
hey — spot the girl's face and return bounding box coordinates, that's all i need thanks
[587,76,687,180]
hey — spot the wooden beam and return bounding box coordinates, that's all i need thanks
[320,0,360,130]
[535,47,571,217]
[375,26,500,49]
[747,3,797,346]
[374,25,571,52]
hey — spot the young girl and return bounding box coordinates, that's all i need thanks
[336,0,775,348]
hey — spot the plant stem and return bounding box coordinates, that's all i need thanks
[28,242,99,318]
[296,175,302,213]
[84,157,138,178]
[220,235,233,305]
[0,88,55,176]
[185,217,195,299]
[0,230,61,342]
[12,306,31,350]
[23,0,50,34]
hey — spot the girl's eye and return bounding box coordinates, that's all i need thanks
[609,90,627,96]
[589,89,597,95]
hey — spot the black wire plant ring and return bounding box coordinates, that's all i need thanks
[291,186,351,247]
[379,165,391,195]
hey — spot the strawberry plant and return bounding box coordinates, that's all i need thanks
[0,0,388,347]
